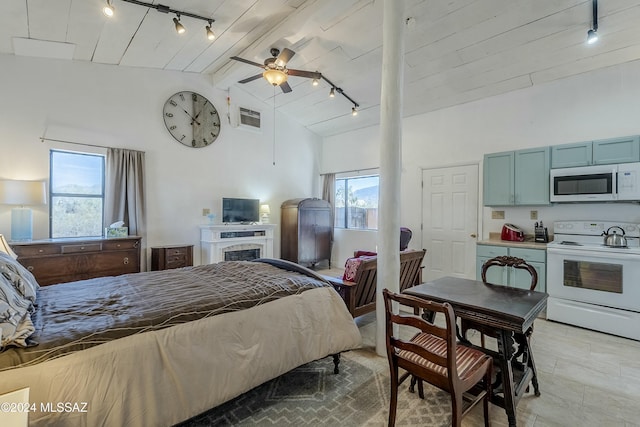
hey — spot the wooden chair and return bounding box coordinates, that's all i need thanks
[324,249,426,318]
[462,256,538,347]
[382,289,492,427]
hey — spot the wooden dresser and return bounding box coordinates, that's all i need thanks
[11,236,141,286]
[150,245,193,270]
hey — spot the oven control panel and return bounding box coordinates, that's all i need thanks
[553,221,639,237]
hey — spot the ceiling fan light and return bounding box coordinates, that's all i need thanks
[103,0,114,17]
[587,29,598,44]
[263,69,288,86]
[174,16,186,34]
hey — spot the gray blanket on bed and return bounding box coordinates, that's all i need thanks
[0,260,330,371]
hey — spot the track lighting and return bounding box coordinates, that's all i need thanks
[103,0,215,40]
[206,20,215,40]
[103,0,114,17]
[587,0,599,44]
[173,15,186,34]
[329,87,335,98]
[312,78,319,86]
[352,107,358,116]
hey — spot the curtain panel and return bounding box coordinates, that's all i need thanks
[105,148,147,270]
[322,173,335,242]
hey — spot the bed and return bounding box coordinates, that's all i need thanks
[0,252,361,426]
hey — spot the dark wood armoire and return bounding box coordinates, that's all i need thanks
[281,198,332,268]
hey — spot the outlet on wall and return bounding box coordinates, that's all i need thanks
[202,208,211,216]
[491,210,505,219]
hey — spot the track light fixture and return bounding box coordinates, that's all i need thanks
[173,14,186,34]
[103,0,114,17]
[206,20,215,40]
[587,0,599,44]
[329,87,335,98]
[352,107,358,116]
[318,75,360,116]
[103,0,215,41]
[312,78,319,86]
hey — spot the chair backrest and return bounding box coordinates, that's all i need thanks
[400,227,412,251]
[382,289,460,382]
[481,255,538,291]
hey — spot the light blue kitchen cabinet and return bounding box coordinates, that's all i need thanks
[483,151,514,206]
[593,136,640,164]
[551,141,592,168]
[551,136,640,168]
[514,147,550,205]
[484,147,550,206]
[476,245,546,292]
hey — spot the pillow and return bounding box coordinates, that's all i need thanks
[342,254,376,281]
[0,270,36,350]
[0,252,39,303]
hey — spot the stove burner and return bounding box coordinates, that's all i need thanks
[559,241,582,246]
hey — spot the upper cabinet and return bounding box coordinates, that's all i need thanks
[484,147,550,206]
[551,136,640,168]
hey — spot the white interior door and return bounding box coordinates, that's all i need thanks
[421,164,478,281]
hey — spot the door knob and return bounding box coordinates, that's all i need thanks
[470,233,477,238]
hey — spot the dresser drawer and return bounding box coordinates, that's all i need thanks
[12,244,61,257]
[103,239,141,251]
[61,243,102,254]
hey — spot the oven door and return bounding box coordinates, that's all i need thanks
[547,247,640,313]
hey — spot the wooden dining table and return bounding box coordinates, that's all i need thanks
[404,276,548,427]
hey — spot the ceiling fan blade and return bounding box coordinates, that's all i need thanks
[230,56,264,68]
[287,69,322,79]
[276,48,295,66]
[280,81,293,93]
[238,74,264,84]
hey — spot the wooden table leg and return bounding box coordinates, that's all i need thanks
[497,330,518,427]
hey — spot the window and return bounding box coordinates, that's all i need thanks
[50,150,105,238]
[334,175,379,230]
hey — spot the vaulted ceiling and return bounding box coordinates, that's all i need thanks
[2,0,640,136]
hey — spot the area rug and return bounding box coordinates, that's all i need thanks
[176,348,453,426]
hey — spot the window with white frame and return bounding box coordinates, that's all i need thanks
[334,174,379,230]
[49,150,105,238]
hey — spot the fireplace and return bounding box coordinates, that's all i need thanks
[200,224,276,264]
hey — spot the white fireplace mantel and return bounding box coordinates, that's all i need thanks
[200,223,276,264]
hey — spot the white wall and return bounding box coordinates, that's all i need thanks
[0,54,322,266]
[323,59,640,266]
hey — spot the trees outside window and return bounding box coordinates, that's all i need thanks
[334,175,379,230]
[50,150,105,238]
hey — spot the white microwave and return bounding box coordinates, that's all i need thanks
[550,162,640,202]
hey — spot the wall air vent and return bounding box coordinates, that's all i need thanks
[238,107,261,132]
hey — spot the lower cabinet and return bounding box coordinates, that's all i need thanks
[476,244,546,292]
[151,245,193,270]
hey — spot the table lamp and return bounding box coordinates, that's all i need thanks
[260,204,271,224]
[0,180,47,241]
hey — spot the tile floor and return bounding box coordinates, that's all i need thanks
[318,267,640,426]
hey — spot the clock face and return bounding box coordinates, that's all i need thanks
[163,91,221,148]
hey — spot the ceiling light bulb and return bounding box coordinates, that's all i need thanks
[174,16,186,34]
[352,107,358,116]
[263,69,288,86]
[103,0,114,17]
[587,29,598,44]
[329,87,335,98]
[206,25,215,40]
[312,79,319,86]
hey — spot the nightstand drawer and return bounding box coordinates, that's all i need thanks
[151,245,193,271]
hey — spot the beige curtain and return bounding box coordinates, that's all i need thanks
[105,148,147,270]
[322,173,335,242]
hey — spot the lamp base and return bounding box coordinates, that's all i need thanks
[261,214,270,224]
[11,207,33,241]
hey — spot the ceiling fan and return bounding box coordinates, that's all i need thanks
[230,48,322,93]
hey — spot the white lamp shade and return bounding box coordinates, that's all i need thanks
[259,204,271,215]
[0,234,18,259]
[0,180,47,206]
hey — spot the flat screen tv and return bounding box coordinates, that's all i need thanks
[222,198,260,223]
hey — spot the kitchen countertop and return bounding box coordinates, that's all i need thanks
[477,232,552,250]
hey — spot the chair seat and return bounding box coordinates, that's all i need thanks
[398,332,490,380]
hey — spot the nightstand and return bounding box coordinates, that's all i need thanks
[150,245,193,271]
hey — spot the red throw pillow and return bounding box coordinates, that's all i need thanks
[342,257,363,281]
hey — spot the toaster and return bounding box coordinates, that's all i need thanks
[501,223,525,242]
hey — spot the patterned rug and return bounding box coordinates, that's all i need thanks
[176,349,453,426]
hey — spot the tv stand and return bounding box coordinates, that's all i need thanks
[200,224,276,264]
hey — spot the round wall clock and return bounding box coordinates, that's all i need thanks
[162,91,221,148]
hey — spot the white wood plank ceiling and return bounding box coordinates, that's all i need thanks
[1,0,640,137]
